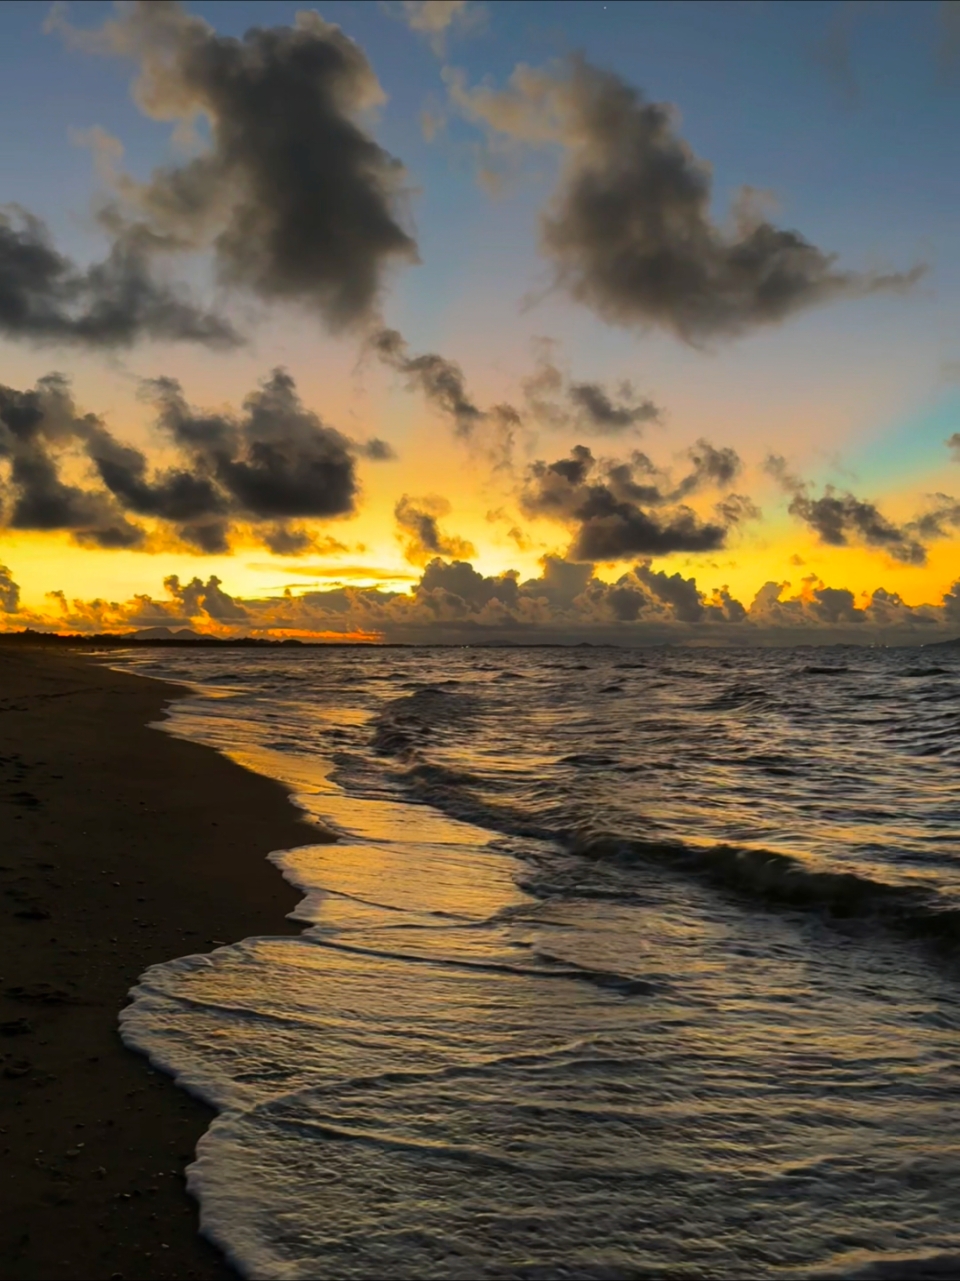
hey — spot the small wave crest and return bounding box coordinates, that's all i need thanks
[564,829,960,946]
[370,686,480,759]
[705,682,775,712]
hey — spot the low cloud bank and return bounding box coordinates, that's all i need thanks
[4,557,959,647]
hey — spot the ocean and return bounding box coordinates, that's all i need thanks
[109,644,960,1279]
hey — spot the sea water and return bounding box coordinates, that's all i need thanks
[109,645,960,1279]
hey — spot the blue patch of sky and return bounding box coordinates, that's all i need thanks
[1,0,958,379]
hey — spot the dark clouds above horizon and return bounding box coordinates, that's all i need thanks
[6,552,960,646]
[765,454,960,566]
[0,0,954,646]
[0,369,366,554]
[521,442,752,561]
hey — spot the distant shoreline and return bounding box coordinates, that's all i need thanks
[0,647,328,1280]
[0,629,957,650]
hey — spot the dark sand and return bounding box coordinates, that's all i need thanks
[0,647,325,1280]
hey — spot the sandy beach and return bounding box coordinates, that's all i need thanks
[0,646,324,1281]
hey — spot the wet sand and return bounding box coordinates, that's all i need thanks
[0,646,325,1280]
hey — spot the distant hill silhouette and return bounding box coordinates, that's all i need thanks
[132,626,206,640]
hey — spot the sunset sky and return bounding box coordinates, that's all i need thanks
[1,0,959,643]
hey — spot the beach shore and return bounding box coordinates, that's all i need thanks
[0,646,324,1281]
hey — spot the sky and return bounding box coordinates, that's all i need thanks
[0,0,959,644]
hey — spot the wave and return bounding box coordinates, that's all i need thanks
[811,1251,960,1279]
[346,708,960,957]
[564,829,960,947]
[705,682,775,711]
[304,937,655,996]
[370,686,481,758]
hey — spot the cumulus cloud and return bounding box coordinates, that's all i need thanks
[522,343,661,434]
[0,374,147,547]
[766,454,938,564]
[50,0,418,331]
[448,55,922,342]
[145,368,358,522]
[521,442,750,561]
[0,205,238,349]
[0,565,20,613]
[164,573,248,621]
[0,369,361,555]
[947,432,960,462]
[394,493,476,564]
[13,557,960,646]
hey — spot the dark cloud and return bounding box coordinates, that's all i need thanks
[0,369,357,554]
[713,492,761,526]
[417,557,519,609]
[145,367,358,522]
[947,432,960,462]
[520,555,594,607]
[163,573,248,620]
[451,56,922,342]
[53,2,418,330]
[703,585,747,623]
[523,345,660,434]
[372,328,484,437]
[809,584,861,625]
[766,454,927,564]
[0,375,147,546]
[909,493,960,542]
[793,491,926,564]
[636,565,703,622]
[84,426,226,522]
[522,443,745,561]
[72,519,148,549]
[570,504,726,562]
[394,493,476,564]
[0,205,240,349]
[358,437,397,460]
[567,381,660,433]
[8,445,109,532]
[945,576,960,624]
[674,440,741,496]
[0,565,21,613]
[177,520,232,555]
[261,524,318,556]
